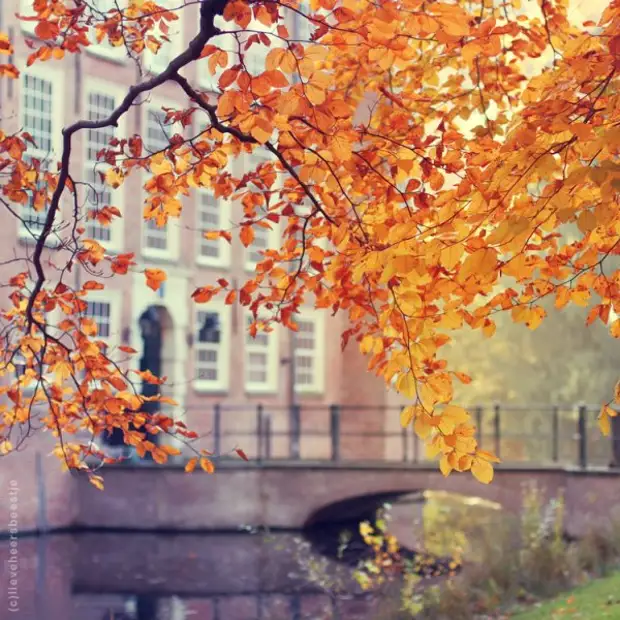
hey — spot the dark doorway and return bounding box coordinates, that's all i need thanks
[138,306,164,453]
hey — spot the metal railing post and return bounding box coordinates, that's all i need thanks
[552,405,559,463]
[213,403,221,456]
[493,403,501,459]
[290,404,301,459]
[578,404,587,469]
[265,415,272,460]
[475,406,483,448]
[256,404,264,462]
[330,404,340,462]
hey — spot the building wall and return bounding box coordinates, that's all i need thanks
[0,0,388,479]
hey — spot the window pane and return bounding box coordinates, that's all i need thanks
[195,311,223,384]
[198,192,220,259]
[247,226,269,265]
[85,301,112,339]
[21,74,54,234]
[294,318,317,388]
[145,108,171,153]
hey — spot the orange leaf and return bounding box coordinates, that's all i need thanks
[192,287,216,303]
[240,225,255,247]
[83,280,104,290]
[34,21,60,41]
[145,268,167,292]
[200,457,215,473]
[185,457,198,473]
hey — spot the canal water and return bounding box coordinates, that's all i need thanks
[0,492,490,619]
[0,527,399,620]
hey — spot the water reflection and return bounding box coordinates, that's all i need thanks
[0,532,384,620]
[0,492,493,619]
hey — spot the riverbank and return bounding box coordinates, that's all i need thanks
[512,571,620,619]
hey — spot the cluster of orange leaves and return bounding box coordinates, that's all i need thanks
[0,0,619,485]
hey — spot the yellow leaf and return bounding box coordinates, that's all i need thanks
[526,306,546,330]
[440,243,462,270]
[438,405,469,434]
[331,134,352,161]
[476,449,501,463]
[250,119,272,144]
[105,167,124,189]
[89,475,105,491]
[400,406,415,428]
[471,458,494,484]
[439,455,452,477]
[200,457,215,473]
[414,412,433,439]
[395,372,416,399]
[52,360,72,383]
[615,381,620,404]
[0,440,13,455]
[460,248,498,280]
[306,83,326,105]
[598,405,613,436]
[571,289,590,307]
[611,319,620,338]
[150,153,173,175]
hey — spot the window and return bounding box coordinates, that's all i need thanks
[82,289,122,354]
[294,312,324,393]
[297,0,313,43]
[244,151,279,270]
[245,314,278,392]
[20,72,57,239]
[84,87,123,249]
[143,106,174,255]
[194,306,230,391]
[85,300,112,340]
[245,48,265,77]
[87,0,126,61]
[246,225,271,267]
[196,191,231,267]
[143,0,183,75]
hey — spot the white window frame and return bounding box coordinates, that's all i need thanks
[143,0,184,76]
[141,99,182,262]
[296,0,313,43]
[82,78,126,253]
[193,300,231,393]
[195,189,232,268]
[19,0,37,35]
[18,63,64,244]
[293,309,325,394]
[86,0,127,63]
[244,312,279,393]
[243,150,281,272]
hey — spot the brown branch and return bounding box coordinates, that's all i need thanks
[171,72,337,226]
[25,0,229,331]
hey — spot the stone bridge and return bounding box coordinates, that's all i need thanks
[72,462,619,539]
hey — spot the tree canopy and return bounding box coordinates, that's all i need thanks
[0,0,619,485]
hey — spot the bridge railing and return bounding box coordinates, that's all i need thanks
[199,403,618,469]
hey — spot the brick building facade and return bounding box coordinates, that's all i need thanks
[0,0,397,533]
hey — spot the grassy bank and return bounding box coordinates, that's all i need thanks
[512,572,620,619]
